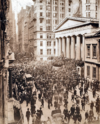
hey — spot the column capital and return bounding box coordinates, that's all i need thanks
[71,35,76,38]
[67,36,71,38]
[56,37,59,40]
[76,34,82,36]
[59,37,62,40]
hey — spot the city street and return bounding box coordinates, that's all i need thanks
[21,82,100,124]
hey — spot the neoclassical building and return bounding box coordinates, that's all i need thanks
[54,17,99,61]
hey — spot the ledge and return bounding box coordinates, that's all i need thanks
[86,56,90,58]
[92,57,97,59]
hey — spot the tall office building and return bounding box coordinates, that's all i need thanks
[29,0,99,61]
[33,0,69,61]
[18,6,31,52]
[82,0,98,18]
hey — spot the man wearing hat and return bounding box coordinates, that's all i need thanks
[73,111,78,124]
[67,111,71,124]
[26,108,30,124]
[76,105,80,115]
[70,105,75,116]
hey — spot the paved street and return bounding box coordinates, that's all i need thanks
[21,83,100,124]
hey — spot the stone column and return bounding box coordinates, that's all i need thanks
[71,36,75,59]
[82,35,85,61]
[96,66,99,80]
[8,67,13,98]
[59,38,62,56]
[56,38,59,56]
[67,37,70,58]
[62,37,66,57]
[65,37,67,57]
[76,35,81,60]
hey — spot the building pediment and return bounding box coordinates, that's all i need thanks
[54,17,98,32]
[57,19,84,30]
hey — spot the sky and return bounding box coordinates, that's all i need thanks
[12,0,34,13]
[11,0,34,33]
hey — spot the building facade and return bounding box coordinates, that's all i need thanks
[17,8,26,52]
[0,0,15,124]
[28,6,35,57]
[32,0,99,61]
[33,0,64,60]
[82,0,98,18]
[84,29,100,81]
[17,0,99,60]
[54,17,99,61]
[6,1,16,53]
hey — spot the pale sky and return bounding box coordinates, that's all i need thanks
[11,0,34,33]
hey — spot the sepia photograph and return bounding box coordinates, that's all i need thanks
[0,0,100,124]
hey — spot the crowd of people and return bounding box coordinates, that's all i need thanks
[11,58,100,124]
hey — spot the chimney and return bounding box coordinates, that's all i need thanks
[98,0,100,27]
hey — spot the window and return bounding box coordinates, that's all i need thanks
[47,41,51,46]
[55,20,57,24]
[54,49,56,54]
[87,45,90,57]
[40,34,43,38]
[46,19,50,24]
[40,12,43,16]
[53,7,57,11]
[93,67,96,78]
[53,13,57,17]
[40,19,43,23]
[40,41,43,46]
[86,0,90,4]
[87,66,90,77]
[93,45,96,57]
[46,0,50,4]
[40,0,42,3]
[47,49,51,55]
[40,26,43,31]
[54,41,56,46]
[96,13,97,18]
[96,6,97,11]
[62,7,64,11]
[46,12,51,17]
[46,6,50,11]
[86,5,90,10]
[40,49,43,55]
[40,5,43,10]
[47,34,51,39]
[86,12,90,17]
[68,8,71,12]
[62,14,64,18]
[69,2,71,6]
[54,0,57,5]
[46,26,51,30]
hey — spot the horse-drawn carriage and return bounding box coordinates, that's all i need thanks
[51,110,64,124]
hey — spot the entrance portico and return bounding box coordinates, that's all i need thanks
[54,17,99,61]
